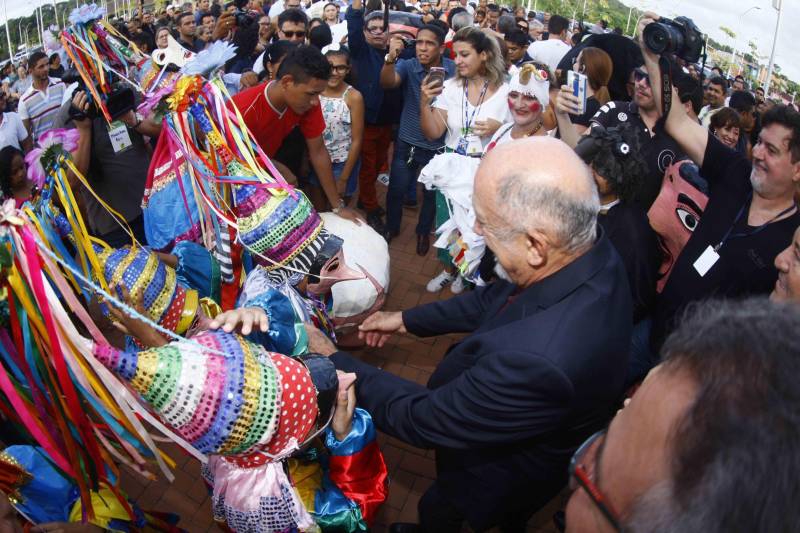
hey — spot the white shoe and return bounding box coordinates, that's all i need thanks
[426,270,455,293]
[451,275,466,294]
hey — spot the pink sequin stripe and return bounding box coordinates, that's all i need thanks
[93,343,120,371]
[177,336,226,442]
[262,214,321,263]
[234,186,272,218]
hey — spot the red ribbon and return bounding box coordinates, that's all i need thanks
[327,440,389,526]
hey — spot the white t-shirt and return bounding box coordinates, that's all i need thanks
[434,78,512,152]
[527,38,570,73]
[0,112,28,150]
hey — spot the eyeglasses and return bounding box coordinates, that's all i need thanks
[281,30,306,38]
[569,430,622,531]
[633,69,650,85]
[330,65,350,73]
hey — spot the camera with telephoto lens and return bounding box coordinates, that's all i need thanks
[63,68,136,122]
[643,16,704,64]
[232,0,255,27]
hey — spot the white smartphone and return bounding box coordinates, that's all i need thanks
[567,70,588,115]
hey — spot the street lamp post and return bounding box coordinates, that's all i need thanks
[2,0,12,63]
[764,0,782,96]
[727,5,761,78]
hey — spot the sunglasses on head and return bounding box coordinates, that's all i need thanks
[281,30,305,38]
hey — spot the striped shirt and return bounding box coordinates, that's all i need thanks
[18,77,67,141]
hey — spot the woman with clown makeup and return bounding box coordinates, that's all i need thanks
[485,62,553,152]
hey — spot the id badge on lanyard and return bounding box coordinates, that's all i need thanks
[108,121,133,153]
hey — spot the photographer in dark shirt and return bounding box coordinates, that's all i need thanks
[639,13,800,349]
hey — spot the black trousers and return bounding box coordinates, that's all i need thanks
[418,482,531,533]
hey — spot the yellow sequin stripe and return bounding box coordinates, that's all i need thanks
[236,194,284,234]
[176,289,199,335]
[131,349,158,395]
[219,345,261,454]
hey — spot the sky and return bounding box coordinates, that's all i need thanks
[619,0,798,83]
[3,0,799,81]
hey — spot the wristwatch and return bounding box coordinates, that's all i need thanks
[332,198,346,214]
[384,53,397,65]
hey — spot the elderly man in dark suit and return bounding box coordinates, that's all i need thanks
[306,137,633,532]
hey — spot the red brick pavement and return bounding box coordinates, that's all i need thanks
[118,184,565,532]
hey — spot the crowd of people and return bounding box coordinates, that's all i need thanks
[0,0,799,531]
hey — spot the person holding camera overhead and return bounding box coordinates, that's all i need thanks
[419,25,510,293]
[380,23,455,253]
[638,12,800,351]
[68,87,163,248]
[556,54,684,210]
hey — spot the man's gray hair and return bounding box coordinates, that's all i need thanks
[495,172,599,253]
[451,11,474,31]
[497,13,516,35]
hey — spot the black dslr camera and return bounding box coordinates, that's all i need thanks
[232,0,255,27]
[63,68,136,122]
[643,17,705,63]
[643,16,704,63]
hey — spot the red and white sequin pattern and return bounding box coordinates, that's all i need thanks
[263,354,318,456]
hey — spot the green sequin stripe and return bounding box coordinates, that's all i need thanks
[243,197,313,252]
[145,345,182,411]
[233,348,280,454]
[209,254,221,304]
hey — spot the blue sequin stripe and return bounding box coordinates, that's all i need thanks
[191,335,247,454]
[142,258,169,313]
[115,348,139,381]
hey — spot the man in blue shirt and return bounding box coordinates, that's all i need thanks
[380,24,454,254]
[346,0,392,231]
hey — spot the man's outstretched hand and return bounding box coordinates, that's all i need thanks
[305,322,338,356]
[358,311,406,348]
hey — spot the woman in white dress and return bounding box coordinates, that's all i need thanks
[418,26,511,294]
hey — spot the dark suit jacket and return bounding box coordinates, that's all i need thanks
[331,231,632,529]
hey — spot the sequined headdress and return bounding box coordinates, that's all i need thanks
[97,245,198,336]
[92,330,321,457]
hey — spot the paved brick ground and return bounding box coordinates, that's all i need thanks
[118,183,566,532]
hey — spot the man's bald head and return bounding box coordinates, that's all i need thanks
[475,137,599,254]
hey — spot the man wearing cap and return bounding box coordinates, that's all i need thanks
[306,137,633,532]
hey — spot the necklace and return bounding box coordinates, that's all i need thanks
[511,120,543,139]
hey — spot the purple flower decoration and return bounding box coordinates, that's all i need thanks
[138,79,178,118]
[25,129,81,188]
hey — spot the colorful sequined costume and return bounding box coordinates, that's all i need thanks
[0,445,181,531]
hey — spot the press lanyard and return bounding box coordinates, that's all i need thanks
[462,80,489,135]
[714,193,797,253]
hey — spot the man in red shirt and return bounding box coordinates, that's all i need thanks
[229,45,361,223]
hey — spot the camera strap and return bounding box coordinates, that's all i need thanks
[658,55,672,118]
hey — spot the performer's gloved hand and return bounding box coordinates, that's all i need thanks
[209,307,269,336]
[331,371,357,441]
